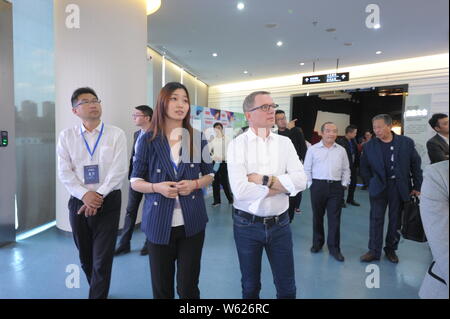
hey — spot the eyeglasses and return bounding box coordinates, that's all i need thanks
[75,99,101,107]
[248,104,279,112]
[132,114,146,119]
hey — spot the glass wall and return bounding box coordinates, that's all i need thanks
[12,0,55,232]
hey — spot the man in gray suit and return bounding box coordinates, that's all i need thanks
[426,113,449,164]
[419,160,448,299]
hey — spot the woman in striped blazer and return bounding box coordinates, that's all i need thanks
[131,82,214,299]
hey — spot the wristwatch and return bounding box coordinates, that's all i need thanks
[262,175,269,186]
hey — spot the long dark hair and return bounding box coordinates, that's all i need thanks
[149,82,195,161]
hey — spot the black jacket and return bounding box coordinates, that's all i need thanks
[336,136,360,168]
[277,127,308,162]
[128,130,140,180]
[426,134,449,164]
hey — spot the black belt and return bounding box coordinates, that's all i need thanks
[313,179,341,184]
[234,209,287,225]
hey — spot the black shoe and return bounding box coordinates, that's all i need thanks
[347,200,361,207]
[341,202,347,208]
[384,248,399,263]
[310,246,322,253]
[360,251,380,262]
[140,242,148,256]
[330,251,345,262]
[212,202,221,207]
[114,243,131,256]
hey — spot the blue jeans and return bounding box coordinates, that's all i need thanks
[233,210,296,299]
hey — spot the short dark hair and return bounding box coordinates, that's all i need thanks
[321,122,336,133]
[345,124,358,134]
[71,87,98,107]
[243,91,270,112]
[372,114,393,126]
[135,105,153,118]
[213,122,223,129]
[428,113,448,130]
[275,110,285,115]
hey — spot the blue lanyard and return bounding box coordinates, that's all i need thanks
[81,123,104,160]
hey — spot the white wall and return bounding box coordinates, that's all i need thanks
[209,53,449,165]
[209,53,449,118]
[54,0,148,231]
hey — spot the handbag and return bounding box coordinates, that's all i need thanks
[401,196,427,242]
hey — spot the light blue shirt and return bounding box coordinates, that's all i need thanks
[303,140,351,188]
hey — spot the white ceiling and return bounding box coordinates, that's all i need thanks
[147,0,449,86]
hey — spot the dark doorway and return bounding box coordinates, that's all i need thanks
[291,85,408,143]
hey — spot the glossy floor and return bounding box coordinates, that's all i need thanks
[0,189,431,299]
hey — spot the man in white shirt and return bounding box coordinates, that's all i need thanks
[57,87,128,299]
[303,122,350,262]
[227,91,307,299]
[209,122,233,206]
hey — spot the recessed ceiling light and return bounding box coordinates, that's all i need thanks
[264,23,277,28]
[237,3,245,10]
[326,28,336,32]
[243,70,248,74]
[300,62,305,66]
[212,53,218,57]
[344,42,353,46]
[376,50,382,55]
[374,24,381,29]
[276,41,283,47]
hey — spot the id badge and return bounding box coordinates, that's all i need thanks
[84,165,100,184]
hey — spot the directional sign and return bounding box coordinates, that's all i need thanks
[302,72,350,85]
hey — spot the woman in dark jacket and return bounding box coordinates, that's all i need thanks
[131,82,214,299]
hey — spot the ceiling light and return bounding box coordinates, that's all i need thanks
[146,0,161,15]
[237,2,245,10]
[300,62,305,66]
[376,50,382,55]
[212,53,218,57]
[276,41,283,47]
[243,70,248,74]
[326,28,336,32]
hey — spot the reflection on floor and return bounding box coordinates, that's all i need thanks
[0,189,431,299]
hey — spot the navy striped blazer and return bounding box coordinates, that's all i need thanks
[131,131,214,245]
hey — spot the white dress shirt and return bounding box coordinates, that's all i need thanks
[303,140,351,188]
[57,121,128,200]
[227,128,307,217]
[209,135,231,162]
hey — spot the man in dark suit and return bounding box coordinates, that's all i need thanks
[275,110,308,222]
[426,113,449,164]
[360,114,422,264]
[115,105,153,256]
[337,125,360,207]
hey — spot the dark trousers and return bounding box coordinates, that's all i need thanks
[212,162,233,204]
[69,190,121,299]
[147,226,205,299]
[310,180,345,253]
[368,179,404,258]
[288,191,303,222]
[118,185,144,246]
[346,166,358,202]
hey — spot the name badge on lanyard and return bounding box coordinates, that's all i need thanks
[81,123,104,185]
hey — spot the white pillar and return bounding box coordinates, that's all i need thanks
[54,0,147,231]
